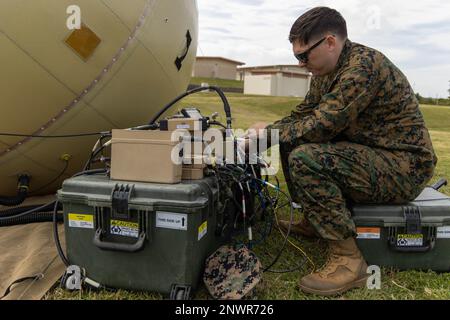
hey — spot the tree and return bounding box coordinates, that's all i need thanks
[448,80,450,99]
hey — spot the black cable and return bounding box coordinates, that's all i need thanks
[29,160,69,195]
[0,189,28,207]
[0,201,56,222]
[0,175,31,206]
[53,200,69,267]
[209,121,227,130]
[0,211,62,227]
[259,186,294,273]
[0,203,56,217]
[83,134,111,171]
[72,169,108,178]
[149,86,233,130]
[0,132,107,138]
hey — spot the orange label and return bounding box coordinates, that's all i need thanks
[357,227,381,234]
[356,227,381,239]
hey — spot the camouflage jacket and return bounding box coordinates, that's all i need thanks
[267,39,437,174]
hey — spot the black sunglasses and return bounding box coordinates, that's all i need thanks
[294,37,327,64]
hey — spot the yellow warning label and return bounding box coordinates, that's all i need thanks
[397,234,423,246]
[198,221,207,241]
[110,220,139,238]
[68,213,94,229]
[111,220,139,229]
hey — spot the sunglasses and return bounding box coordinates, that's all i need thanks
[294,37,327,64]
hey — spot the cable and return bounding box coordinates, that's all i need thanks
[29,160,69,195]
[0,203,56,217]
[274,213,316,271]
[84,136,112,171]
[0,211,62,227]
[209,121,227,130]
[0,175,30,206]
[0,201,56,222]
[53,200,69,267]
[0,132,106,138]
[72,169,108,178]
[149,86,233,130]
[255,180,294,273]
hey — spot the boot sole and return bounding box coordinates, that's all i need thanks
[299,275,370,296]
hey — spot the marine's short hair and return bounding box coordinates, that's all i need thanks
[289,7,348,44]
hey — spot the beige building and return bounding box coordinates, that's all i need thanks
[192,56,245,80]
[240,65,312,98]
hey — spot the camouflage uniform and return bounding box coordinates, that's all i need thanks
[203,245,262,300]
[267,39,437,241]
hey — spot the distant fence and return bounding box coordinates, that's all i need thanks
[187,84,244,94]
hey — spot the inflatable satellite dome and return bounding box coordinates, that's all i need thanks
[0,0,198,196]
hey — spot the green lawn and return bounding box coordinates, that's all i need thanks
[190,77,244,89]
[46,95,450,300]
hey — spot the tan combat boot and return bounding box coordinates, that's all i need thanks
[278,218,318,239]
[299,238,369,296]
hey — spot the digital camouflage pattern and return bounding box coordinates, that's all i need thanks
[268,39,437,240]
[203,245,262,300]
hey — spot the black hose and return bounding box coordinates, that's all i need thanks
[0,175,31,206]
[0,203,56,217]
[0,201,56,222]
[53,200,70,267]
[0,211,62,227]
[148,86,233,130]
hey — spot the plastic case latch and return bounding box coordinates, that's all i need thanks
[111,184,134,220]
[403,206,422,234]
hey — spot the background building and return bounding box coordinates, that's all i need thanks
[192,56,245,80]
[240,65,312,97]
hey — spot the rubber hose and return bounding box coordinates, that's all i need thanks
[0,211,63,227]
[0,188,28,207]
[0,203,55,217]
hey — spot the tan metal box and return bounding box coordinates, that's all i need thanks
[160,118,206,131]
[182,167,204,180]
[111,129,183,184]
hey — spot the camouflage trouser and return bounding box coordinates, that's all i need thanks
[280,141,429,241]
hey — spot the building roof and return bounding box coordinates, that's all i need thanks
[239,64,311,76]
[196,56,245,66]
[249,70,310,78]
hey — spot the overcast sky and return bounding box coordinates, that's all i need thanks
[197,0,450,98]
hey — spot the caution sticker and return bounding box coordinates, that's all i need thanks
[356,227,381,239]
[198,221,207,241]
[68,213,94,229]
[437,226,450,239]
[397,234,423,247]
[110,220,139,238]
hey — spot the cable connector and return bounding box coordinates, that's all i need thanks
[60,154,72,162]
[17,174,31,191]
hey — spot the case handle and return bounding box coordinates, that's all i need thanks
[93,228,146,252]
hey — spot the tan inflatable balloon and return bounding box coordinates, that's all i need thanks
[0,0,198,196]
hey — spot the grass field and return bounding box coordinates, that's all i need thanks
[190,77,244,89]
[46,95,450,300]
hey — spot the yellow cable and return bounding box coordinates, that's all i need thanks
[274,209,316,271]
